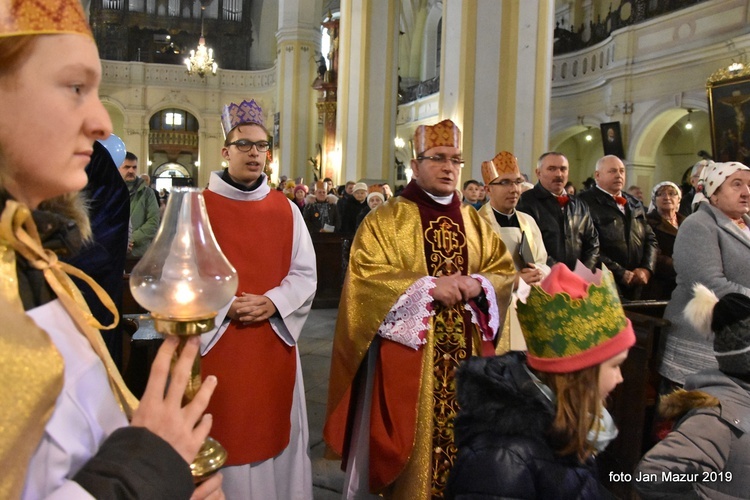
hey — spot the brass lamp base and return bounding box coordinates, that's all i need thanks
[152,315,216,336]
[149,314,228,480]
[191,436,228,481]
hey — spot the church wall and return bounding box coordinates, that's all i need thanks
[100,61,276,188]
[97,0,750,194]
[550,0,750,195]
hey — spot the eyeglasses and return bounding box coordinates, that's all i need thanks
[416,155,465,167]
[657,191,680,198]
[227,139,271,153]
[489,179,525,187]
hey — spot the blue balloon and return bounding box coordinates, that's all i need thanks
[98,133,127,167]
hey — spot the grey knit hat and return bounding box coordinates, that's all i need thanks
[684,284,750,375]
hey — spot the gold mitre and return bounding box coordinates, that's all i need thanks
[0,0,92,38]
[221,99,264,137]
[482,151,519,185]
[413,119,461,156]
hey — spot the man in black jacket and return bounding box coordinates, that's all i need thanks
[517,152,599,270]
[578,155,658,300]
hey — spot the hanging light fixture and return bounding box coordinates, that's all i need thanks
[185,2,218,77]
[685,109,693,130]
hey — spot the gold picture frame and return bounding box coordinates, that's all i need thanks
[706,63,750,162]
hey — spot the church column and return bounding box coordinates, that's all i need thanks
[275,0,320,185]
[337,0,400,184]
[198,112,223,189]
[441,0,554,178]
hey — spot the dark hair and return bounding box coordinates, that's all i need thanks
[463,179,480,190]
[125,152,137,162]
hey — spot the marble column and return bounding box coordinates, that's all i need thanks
[275,0,321,185]
[336,0,401,184]
[441,0,554,179]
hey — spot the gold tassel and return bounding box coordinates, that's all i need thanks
[0,201,139,418]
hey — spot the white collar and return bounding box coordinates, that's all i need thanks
[491,205,516,217]
[207,171,270,201]
[423,189,454,205]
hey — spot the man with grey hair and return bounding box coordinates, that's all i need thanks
[579,155,658,299]
[517,151,599,270]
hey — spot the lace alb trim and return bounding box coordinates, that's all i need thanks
[464,274,500,341]
[376,276,436,350]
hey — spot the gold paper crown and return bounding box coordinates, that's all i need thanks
[481,151,519,185]
[0,0,91,37]
[221,99,264,137]
[413,119,461,156]
[516,264,634,373]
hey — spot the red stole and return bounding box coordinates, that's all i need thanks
[202,189,296,465]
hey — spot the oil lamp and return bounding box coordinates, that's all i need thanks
[129,187,238,479]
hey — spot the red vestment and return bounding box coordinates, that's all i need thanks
[202,189,297,465]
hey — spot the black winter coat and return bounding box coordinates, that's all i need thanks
[517,183,599,271]
[447,353,606,500]
[338,196,367,234]
[578,189,657,299]
[641,210,684,300]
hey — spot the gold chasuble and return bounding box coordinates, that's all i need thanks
[324,181,514,499]
[0,295,63,499]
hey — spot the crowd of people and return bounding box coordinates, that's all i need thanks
[2,0,750,498]
[274,177,396,236]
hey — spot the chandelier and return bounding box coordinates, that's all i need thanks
[185,3,218,77]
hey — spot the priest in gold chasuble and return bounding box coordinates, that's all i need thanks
[324,120,515,499]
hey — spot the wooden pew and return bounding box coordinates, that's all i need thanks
[598,302,669,498]
[310,232,351,309]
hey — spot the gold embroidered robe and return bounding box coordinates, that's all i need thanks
[324,194,514,499]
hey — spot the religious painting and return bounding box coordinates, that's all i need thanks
[707,64,750,163]
[600,121,625,159]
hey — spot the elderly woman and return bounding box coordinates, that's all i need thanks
[0,1,221,498]
[642,181,685,300]
[659,162,750,389]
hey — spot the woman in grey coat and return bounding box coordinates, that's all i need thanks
[659,161,750,386]
[635,286,750,499]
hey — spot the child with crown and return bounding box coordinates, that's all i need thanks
[448,263,635,498]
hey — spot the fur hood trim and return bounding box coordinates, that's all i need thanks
[37,192,91,242]
[683,283,718,339]
[658,388,719,421]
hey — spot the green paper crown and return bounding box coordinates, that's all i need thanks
[516,267,628,364]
